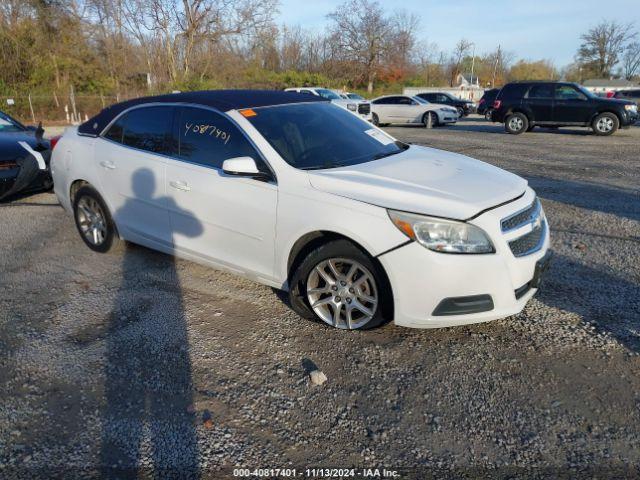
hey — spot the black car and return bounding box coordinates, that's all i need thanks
[477,88,500,120]
[416,92,475,117]
[613,89,640,109]
[492,81,639,135]
[0,111,53,200]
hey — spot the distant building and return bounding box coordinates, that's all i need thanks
[456,73,480,88]
[582,78,638,94]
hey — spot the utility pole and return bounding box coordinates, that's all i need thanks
[491,45,501,88]
[470,43,476,86]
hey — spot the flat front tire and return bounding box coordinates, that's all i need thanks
[592,112,619,136]
[505,112,529,134]
[73,186,121,253]
[288,240,390,330]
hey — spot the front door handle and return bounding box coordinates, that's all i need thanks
[169,180,191,192]
[100,160,116,170]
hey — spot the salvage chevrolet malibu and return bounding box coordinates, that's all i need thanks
[51,90,550,330]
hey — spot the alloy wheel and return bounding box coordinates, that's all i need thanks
[77,196,107,246]
[306,258,378,329]
[509,116,524,131]
[596,116,614,133]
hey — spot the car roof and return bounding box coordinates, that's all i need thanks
[78,89,327,137]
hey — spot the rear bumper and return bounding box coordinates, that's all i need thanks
[378,189,551,329]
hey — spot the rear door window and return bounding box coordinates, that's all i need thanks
[527,84,554,99]
[174,107,259,169]
[104,106,174,155]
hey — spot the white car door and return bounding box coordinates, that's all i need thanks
[164,106,278,282]
[96,105,173,249]
[395,96,423,123]
[372,97,398,123]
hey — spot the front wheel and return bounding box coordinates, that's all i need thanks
[371,113,380,126]
[423,111,438,128]
[504,112,529,134]
[592,112,619,136]
[288,240,390,330]
[456,107,464,117]
[73,185,121,253]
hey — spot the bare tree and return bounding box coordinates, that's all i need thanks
[327,0,393,93]
[623,42,640,79]
[449,38,473,86]
[577,20,637,78]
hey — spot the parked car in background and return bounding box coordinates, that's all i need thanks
[477,88,500,120]
[416,92,476,117]
[52,89,550,330]
[338,92,366,101]
[284,87,371,121]
[492,81,638,135]
[0,111,54,201]
[370,95,458,127]
[613,89,640,109]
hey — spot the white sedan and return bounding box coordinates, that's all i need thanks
[370,95,459,127]
[51,90,550,330]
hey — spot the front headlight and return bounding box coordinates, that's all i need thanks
[388,210,495,254]
[624,104,637,112]
[347,104,357,111]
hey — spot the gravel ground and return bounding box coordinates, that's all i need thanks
[0,118,639,479]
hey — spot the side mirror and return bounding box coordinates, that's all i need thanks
[222,156,272,182]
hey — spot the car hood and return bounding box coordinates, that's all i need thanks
[331,99,369,106]
[307,145,527,220]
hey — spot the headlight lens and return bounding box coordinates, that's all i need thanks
[624,104,637,112]
[347,104,357,111]
[388,210,495,254]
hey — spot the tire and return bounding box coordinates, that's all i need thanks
[288,239,391,330]
[504,112,529,134]
[73,185,121,253]
[423,111,438,128]
[371,113,380,126]
[484,109,493,121]
[592,112,619,136]
[456,107,465,117]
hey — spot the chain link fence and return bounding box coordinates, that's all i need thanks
[1,91,138,126]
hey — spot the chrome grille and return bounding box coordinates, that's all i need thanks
[501,198,541,232]
[509,220,546,257]
[358,103,371,115]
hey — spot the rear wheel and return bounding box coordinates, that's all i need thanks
[504,112,528,134]
[73,186,121,253]
[484,109,493,121]
[592,112,619,136]
[288,240,390,330]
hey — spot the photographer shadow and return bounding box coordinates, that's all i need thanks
[100,168,203,478]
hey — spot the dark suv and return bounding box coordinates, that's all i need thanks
[492,81,638,135]
[416,92,475,117]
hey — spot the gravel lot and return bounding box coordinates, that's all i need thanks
[1,118,639,479]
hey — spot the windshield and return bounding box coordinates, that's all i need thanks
[315,88,342,100]
[0,112,25,133]
[347,93,364,100]
[414,96,429,104]
[246,102,408,170]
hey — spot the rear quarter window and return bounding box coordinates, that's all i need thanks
[499,84,530,99]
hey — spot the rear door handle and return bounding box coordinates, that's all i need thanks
[169,180,191,192]
[100,160,116,170]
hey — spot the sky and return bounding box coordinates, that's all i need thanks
[277,0,640,67]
